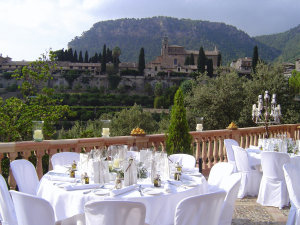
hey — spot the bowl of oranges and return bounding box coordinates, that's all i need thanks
[130,127,146,136]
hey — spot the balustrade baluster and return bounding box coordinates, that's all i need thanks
[9,152,18,189]
[213,137,218,166]
[207,138,213,168]
[219,137,224,162]
[36,148,44,179]
[201,138,207,170]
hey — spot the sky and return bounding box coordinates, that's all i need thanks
[0,0,300,61]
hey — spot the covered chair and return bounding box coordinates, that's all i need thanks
[169,154,196,169]
[232,145,262,198]
[257,152,290,209]
[283,160,300,225]
[0,174,18,225]
[10,159,39,195]
[207,162,234,190]
[174,190,226,225]
[10,190,85,225]
[224,139,239,172]
[51,152,80,171]
[84,200,146,225]
[218,173,241,225]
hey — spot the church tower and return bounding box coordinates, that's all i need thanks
[161,36,169,57]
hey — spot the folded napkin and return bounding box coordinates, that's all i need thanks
[182,167,199,174]
[110,185,136,197]
[64,183,102,191]
[164,183,177,193]
[49,176,77,183]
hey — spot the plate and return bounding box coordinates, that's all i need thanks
[93,189,110,196]
[143,188,163,195]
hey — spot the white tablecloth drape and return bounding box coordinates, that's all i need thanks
[37,172,208,225]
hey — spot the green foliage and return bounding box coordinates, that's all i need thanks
[154,96,165,108]
[101,44,107,73]
[166,88,192,155]
[206,58,213,77]
[0,51,70,141]
[5,83,18,92]
[289,70,300,94]
[62,70,81,88]
[120,69,140,76]
[180,79,194,94]
[2,72,14,79]
[108,74,121,89]
[144,83,153,95]
[138,48,145,75]
[110,104,158,136]
[154,82,163,97]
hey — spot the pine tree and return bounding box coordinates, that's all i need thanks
[138,47,145,75]
[101,44,107,73]
[84,51,89,63]
[166,88,192,155]
[197,47,206,73]
[252,45,258,73]
[78,51,83,63]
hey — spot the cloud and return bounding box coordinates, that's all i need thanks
[0,0,299,60]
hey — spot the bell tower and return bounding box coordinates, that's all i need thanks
[161,36,168,57]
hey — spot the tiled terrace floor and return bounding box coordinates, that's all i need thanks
[232,197,289,225]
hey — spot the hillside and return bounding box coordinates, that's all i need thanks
[255,24,300,62]
[68,17,280,64]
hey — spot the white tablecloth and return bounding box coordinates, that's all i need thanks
[37,171,208,225]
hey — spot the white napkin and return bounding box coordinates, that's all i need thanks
[164,183,177,193]
[124,159,137,186]
[180,174,198,182]
[110,185,136,196]
[182,167,199,174]
[64,183,101,191]
[88,158,110,184]
[49,175,77,183]
[159,153,170,180]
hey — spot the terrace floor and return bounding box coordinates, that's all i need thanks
[232,197,289,225]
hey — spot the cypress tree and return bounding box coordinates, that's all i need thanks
[206,58,213,77]
[252,45,258,73]
[190,53,195,65]
[197,47,206,73]
[67,48,73,62]
[166,88,192,155]
[138,48,145,75]
[84,51,89,63]
[101,44,107,73]
[217,53,222,67]
[78,51,83,63]
[184,56,190,65]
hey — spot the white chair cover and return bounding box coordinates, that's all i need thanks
[207,162,234,188]
[55,213,85,225]
[10,190,55,225]
[224,139,239,172]
[283,160,300,225]
[126,151,139,160]
[10,159,39,195]
[257,152,290,209]
[0,174,18,225]
[51,152,80,170]
[174,190,226,225]
[218,173,241,225]
[84,200,146,225]
[169,154,196,168]
[232,145,262,198]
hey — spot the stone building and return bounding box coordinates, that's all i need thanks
[296,58,300,72]
[146,37,220,76]
[230,57,252,75]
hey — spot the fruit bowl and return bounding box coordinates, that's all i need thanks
[130,127,146,136]
[227,122,238,130]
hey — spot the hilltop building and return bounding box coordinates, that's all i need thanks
[145,37,221,76]
[230,57,252,75]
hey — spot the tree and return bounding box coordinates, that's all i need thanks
[154,82,163,97]
[289,70,300,94]
[0,51,70,141]
[197,47,206,73]
[166,88,192,155]
[101,44,107,73]
[112,46,121,68]
[73,50,78,62]
[252,45,258,73]
[67,48,73,62]
[206,58,213,77]
[138,48,145,75]
[78,51,83,63]
[184,56,190,65]
[84,51,89,63]
[217,53,222,67]
[190,53,195,65]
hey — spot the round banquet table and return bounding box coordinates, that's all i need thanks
[37,171,208,225]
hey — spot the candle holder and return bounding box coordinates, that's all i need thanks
[196,117,204,131]
[32,121,44,142]
[252,91,281,138]
[101,120,111,138]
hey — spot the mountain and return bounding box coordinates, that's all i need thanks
[255,24,300,63]
[68,17,280,64]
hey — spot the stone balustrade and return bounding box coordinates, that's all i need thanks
[0,124,299,188]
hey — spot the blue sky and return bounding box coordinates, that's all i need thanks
[0,0,299,61]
